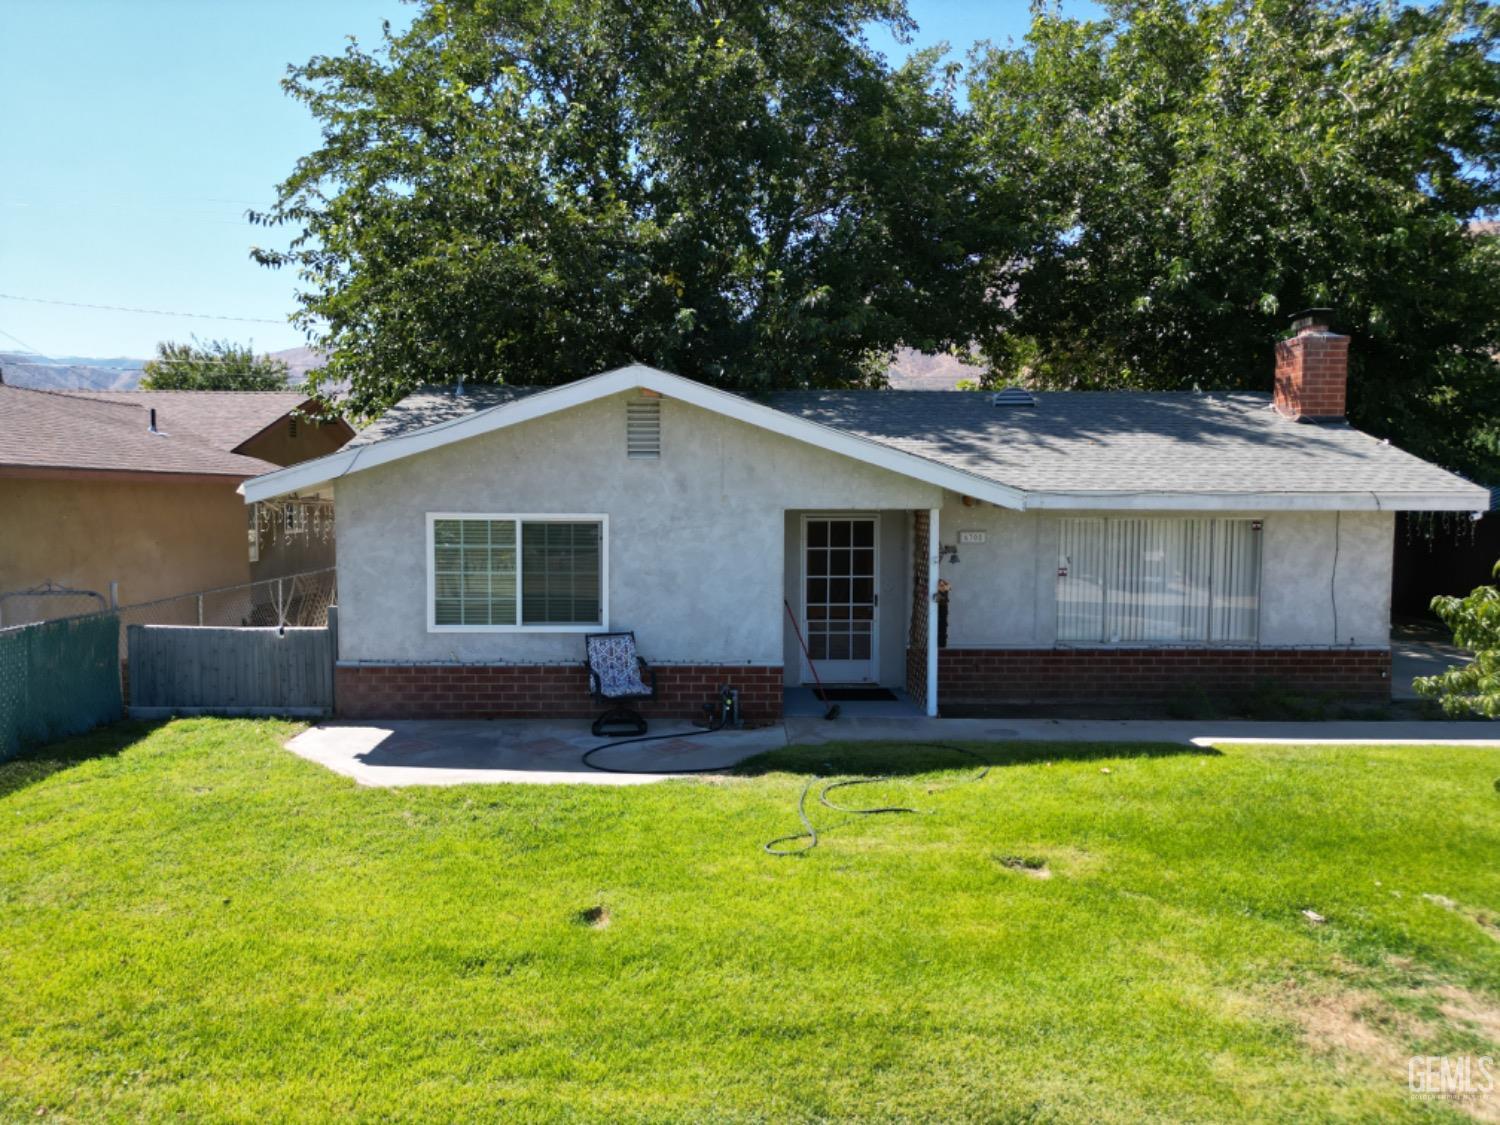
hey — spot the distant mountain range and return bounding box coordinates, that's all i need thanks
[1,344,972,393]
[0,346,322,392]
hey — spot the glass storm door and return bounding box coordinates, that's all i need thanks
[802,516,879,683]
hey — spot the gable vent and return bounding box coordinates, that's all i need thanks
[990,386,1037,407]
[626,397,661,458]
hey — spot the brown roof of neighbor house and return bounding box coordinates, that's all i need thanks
[0,385,298,478]
[59,390,321,455]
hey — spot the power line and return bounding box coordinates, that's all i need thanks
[0,292,287,325]
[0,324,46,355]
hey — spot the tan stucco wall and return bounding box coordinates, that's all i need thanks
[0,476,252,613]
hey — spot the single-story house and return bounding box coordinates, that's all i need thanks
[241,313,1488,721]
[0,385,352,623]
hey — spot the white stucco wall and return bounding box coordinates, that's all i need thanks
[936,499,1392,648]
[336,391,1394,667]
[336,392,940,664]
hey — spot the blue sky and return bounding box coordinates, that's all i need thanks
[0,0,1102,360]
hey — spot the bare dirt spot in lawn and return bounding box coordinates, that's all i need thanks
[1268,974,1500,1122]
[1434,984,1500,1044]
[995,854,1052,879]
[1282,982,1417,1074]
[575,905,611,929]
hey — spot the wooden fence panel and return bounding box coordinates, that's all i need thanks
[127,626,332,715]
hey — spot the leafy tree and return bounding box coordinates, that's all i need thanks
[140,338,290,391]
[1415,564,1500,715]
[251,0,1019,415]
[970,0,1500,479]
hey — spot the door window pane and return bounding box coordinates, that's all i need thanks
[804,518,878,671]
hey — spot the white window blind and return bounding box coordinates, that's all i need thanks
[432,517,602,628]
[1057,517,1261,644]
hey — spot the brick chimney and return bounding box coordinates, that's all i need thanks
[1274,309,1348,421]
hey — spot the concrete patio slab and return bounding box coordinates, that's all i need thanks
[285,719,789,787]
[285,714,1500,789]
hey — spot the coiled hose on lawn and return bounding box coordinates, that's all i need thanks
[579,724,990,856]
[762,743,990,856]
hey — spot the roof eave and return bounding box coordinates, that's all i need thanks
[0,464,259,484]
[1020,488,1491,512]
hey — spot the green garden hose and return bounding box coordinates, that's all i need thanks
[580,723,991,857]
[763,743,990,856]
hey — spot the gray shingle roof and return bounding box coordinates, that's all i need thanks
[328,380,1485,503]
[347,385,543,447]
[0,385,285,477]
[766,389,1482,499]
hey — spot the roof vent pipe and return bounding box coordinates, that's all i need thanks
[149,408,158,433]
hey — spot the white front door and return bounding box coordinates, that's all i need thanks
[801,515,879,684]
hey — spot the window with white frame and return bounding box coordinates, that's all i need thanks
[430,515,605,630]
[1056,517,1262,644]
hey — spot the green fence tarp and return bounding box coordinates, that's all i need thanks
[0,614,121,761]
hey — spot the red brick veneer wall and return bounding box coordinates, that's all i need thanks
[938,647,1390,705]
[906,510,931,704]
[335,663,784,722]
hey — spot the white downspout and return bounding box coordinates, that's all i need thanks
[927,506,940,717]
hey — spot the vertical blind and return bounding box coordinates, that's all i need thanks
[433,518,601,627]
[1057,517,1261,643]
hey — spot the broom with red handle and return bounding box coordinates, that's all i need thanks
[784,599,839,721]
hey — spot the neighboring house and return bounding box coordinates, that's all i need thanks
[0,385,352,622]
[241,313,1486,721]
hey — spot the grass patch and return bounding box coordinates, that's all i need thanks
[1,720,1497,1121]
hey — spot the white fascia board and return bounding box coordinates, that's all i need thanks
[240,364,1029,509]
[1020,487,1491,512]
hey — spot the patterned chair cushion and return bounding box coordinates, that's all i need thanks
[586,633,651,698]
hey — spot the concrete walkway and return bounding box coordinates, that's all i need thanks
[1391,632,1473,701]
[285,714,1500,788]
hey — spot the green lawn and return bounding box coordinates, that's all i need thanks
[1,721,1497,1122]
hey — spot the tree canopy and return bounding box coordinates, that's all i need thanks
[254,0,1017,416]
[140,338,290,391]
[970,0,1500,478]
[259,0,1500,474]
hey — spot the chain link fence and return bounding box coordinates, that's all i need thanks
[0,583,109,629]
[114,569,336,632]
[1,613,122,760]
[1,571,337,632]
